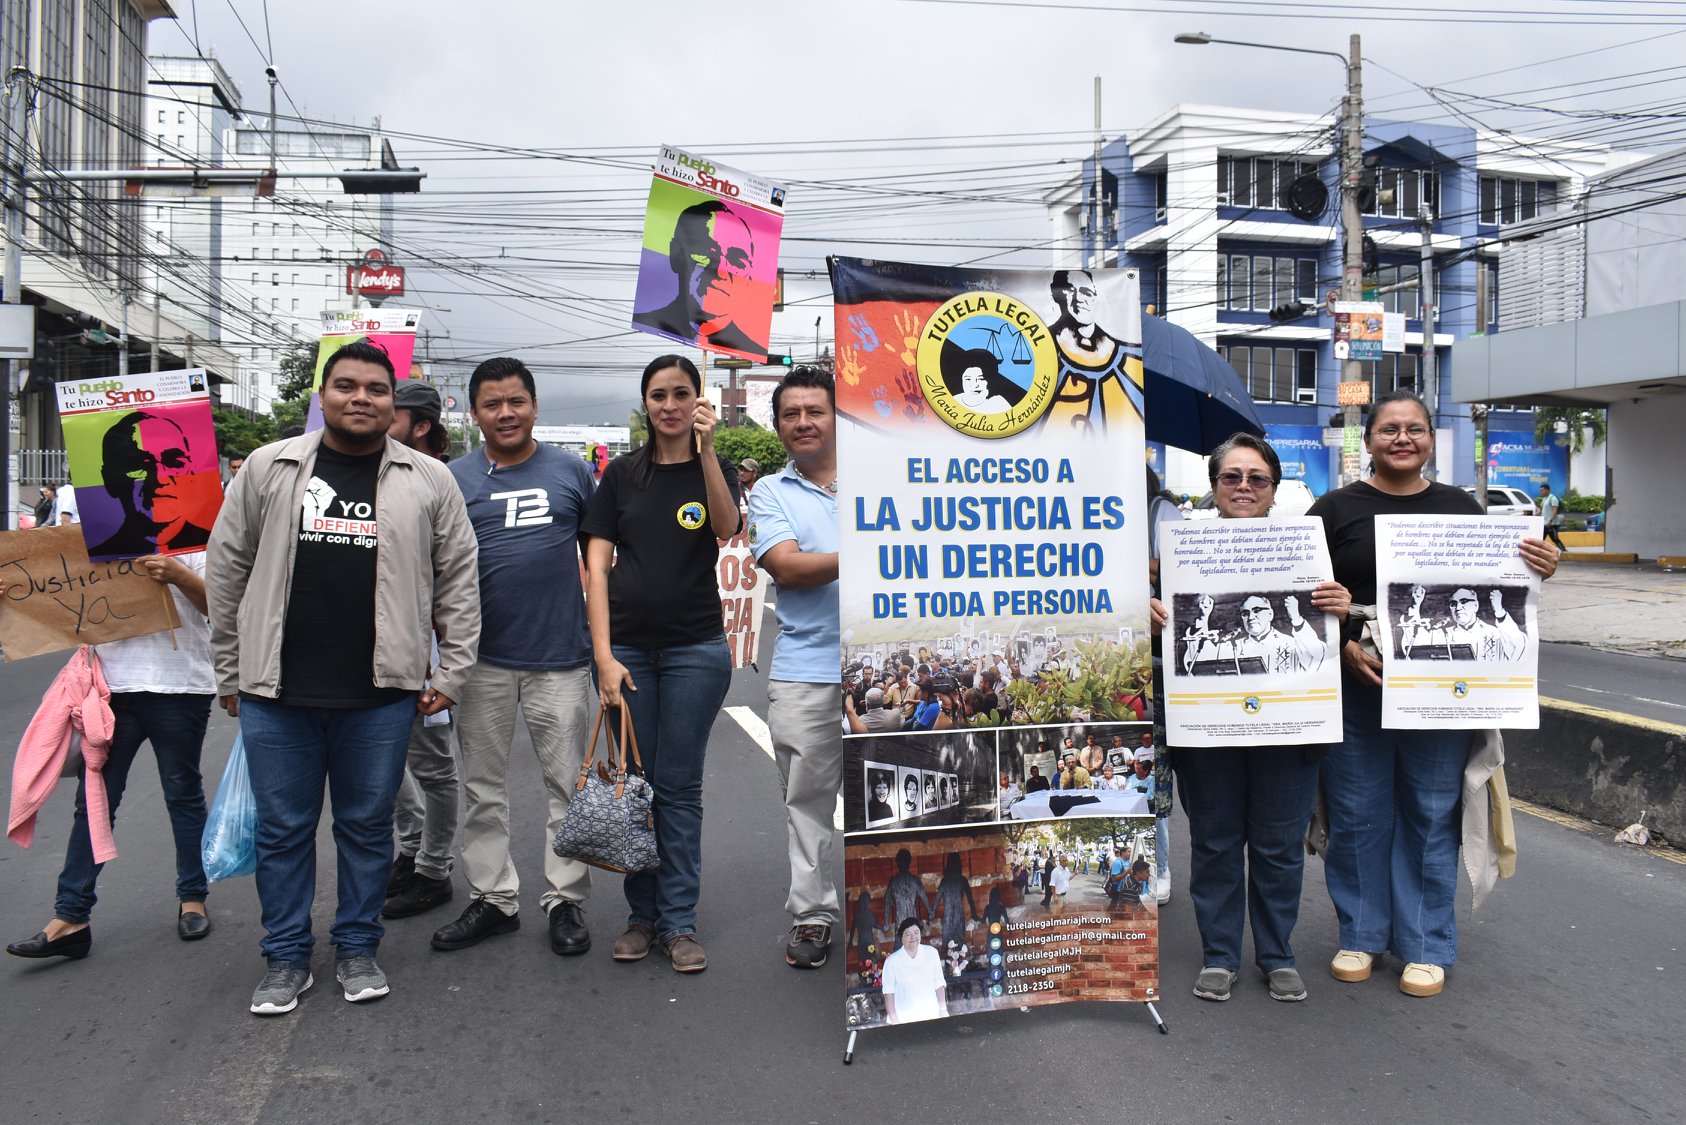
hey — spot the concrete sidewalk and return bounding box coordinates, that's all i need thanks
[1539,560,1686,659]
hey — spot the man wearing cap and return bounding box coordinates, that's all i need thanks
[736,458,760,492]
[1056,754,1091,791]
[381,380,459,920]
[1183,593,1324,675]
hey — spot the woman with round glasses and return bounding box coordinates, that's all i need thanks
[1151,432,1350,1004]
[1306,390,1558,998]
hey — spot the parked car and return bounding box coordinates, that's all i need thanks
[1460,485,1539,517]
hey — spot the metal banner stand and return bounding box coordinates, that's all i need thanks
[845,999,1166,1063]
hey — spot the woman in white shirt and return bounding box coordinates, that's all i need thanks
[880,918,948,1025]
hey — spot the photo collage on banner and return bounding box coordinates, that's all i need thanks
[631,145,786,362]
[1159,518,1343,747]
[1373,515,1544,729]
[306,308,423,431]
[832,258,1158,1034]
[56,369,223,562]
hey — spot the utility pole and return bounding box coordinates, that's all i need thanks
[1419,209,1438,480]
[1338,33,1365,486]
[1091,76,1103,268]
[1472,258,1490,510]
[2,68,31,528]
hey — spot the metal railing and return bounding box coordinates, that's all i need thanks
[16,448,68,485]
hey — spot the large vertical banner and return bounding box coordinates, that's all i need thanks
[1373,515,1543,729]
[716,525,766,670]
[57,369,222,561]
[631,146,786,362]
[832,258,1157,1034]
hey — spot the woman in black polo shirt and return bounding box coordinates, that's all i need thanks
[583,354,741,974]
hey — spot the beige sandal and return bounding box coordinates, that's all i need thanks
[1399,962,1445,997]
[1330,949,1376,982]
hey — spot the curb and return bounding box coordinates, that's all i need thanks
[1506,698,1685,843]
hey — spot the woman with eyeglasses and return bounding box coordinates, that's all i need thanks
[1149,432,1349,1004]
[1306,390,1558,998]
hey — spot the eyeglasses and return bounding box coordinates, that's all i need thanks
[1215,471,1276,489]
[1243,605,1273,616]
[1372,425,1430,440]
[1450,596,1477,606]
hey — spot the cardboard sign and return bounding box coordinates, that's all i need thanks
[0,526,182,661]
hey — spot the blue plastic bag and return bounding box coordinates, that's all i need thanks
[201,733,257,882]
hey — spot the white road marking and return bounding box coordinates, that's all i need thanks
[726,705,844,831]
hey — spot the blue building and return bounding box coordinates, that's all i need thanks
[1044,104,1635,496]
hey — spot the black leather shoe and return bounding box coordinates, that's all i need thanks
[177,907,211,942]
[7,926,91,960]
[548,901,590,956]
[387,853,416,898]
[430,898,519,951]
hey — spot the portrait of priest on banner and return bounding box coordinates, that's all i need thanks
[1176,590,1327,677]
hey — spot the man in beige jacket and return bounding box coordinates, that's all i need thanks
[207,340,480,1017]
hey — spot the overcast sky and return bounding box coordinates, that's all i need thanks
[149,0,1686,422]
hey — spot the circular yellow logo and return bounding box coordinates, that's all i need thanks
[915,291,1058,438]
[677,501,706,530]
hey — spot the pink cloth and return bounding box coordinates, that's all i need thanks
[8,647,117,864]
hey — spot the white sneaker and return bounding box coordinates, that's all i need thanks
[1155,871,1171,904]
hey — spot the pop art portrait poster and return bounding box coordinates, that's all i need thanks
[56,369,222,562]
[632,146,786,362]
[830,258,1150,732]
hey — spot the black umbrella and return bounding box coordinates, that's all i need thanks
[1140,315,1265,454]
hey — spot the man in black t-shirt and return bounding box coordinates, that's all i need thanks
[208,340,480,1017]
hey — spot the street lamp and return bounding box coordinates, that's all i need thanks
[1177,31,1368,485]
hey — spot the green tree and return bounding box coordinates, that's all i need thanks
[626,408,648,448]
[712,426,788,476]
[212,406,274,459]
[276,341,319,402]
[1532,406,1607,455]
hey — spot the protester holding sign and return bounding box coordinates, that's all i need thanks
[583,354,739,974]
[6,552,215,963]
[1154,434,1351,1004]
[1306,391,1558,998]
[745,366,844,971]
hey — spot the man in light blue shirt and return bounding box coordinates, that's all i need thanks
[746,366,840,971]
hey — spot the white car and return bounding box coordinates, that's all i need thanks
[1460,485,1539,517]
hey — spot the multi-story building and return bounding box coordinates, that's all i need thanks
[1045,103,1638,495]
[215,114,398,415]
[1455,146,1686,560]
[1,1,243,520]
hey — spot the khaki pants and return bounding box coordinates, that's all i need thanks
[767,680,843,929]
[455,662,594,914]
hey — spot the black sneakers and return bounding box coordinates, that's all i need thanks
[786,924,831,969]
[382,874,454,919]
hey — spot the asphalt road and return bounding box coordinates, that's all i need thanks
[0,652,1681,1125]
[1538,641,1686,726]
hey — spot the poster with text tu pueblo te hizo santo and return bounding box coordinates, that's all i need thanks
[56,368,222,562]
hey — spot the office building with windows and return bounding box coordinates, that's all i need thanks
[1045,104,1638,494]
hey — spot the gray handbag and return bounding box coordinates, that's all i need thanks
[551,703,659,874]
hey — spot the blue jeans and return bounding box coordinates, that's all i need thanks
[1320,694,1470,965]
[1176,747,1320,973]
[54,692,213,924]
[240,695,415,967]
[612,638,731,943]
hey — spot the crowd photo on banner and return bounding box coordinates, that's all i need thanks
[2,141,1562,1039]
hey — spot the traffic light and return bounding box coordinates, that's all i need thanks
[1269,302,1311,323]
[24,334,58,395]
[763,353,793,367]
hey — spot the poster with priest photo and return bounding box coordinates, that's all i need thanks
[1373,515,1544,729]
[1159,518,1342,746]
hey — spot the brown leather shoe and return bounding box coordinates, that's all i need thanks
[663,933,708,973]
[611,924,655,962]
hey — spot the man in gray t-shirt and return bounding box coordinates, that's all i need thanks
[430,358,599,959]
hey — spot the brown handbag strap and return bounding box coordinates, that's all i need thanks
[609,704,649,798]
[574,703,611,792]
